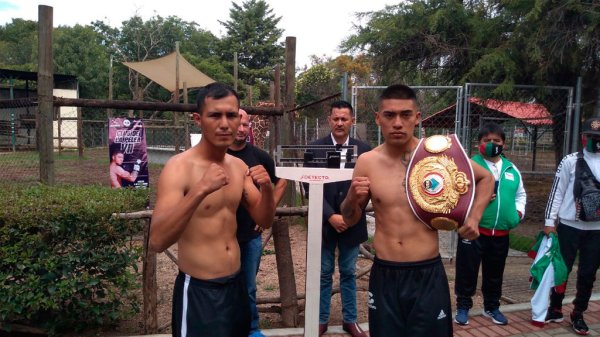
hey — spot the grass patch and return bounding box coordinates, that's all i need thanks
[263,284,276,292]
[0,150,39,164]
[262,249,275,256]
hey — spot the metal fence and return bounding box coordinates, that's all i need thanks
[351,85,464,148]
[81,109,201,150]
[0,83,577,228]
[463,83,575,174]
[0,98,40,185]
[292,94,344,145]
[0,98,283,186]
[461,83,575,229]
[344,83,575,230]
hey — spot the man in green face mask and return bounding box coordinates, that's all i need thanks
[454,122,527,327]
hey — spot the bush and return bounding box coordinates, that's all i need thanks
[0,184,149,335]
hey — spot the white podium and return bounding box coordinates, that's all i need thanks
[276,164,354,337]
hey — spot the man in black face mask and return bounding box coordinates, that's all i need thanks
[543,117,600,335]
[454,122,527,327]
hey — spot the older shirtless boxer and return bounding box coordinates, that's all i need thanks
[341,84,494,337]
[149,82,275,337]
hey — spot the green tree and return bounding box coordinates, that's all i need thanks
[54,25,110,99]
[91,14,239,123]
[0,18,38,71]
[179,24,232,86]
[343,0,600,109]
[219,0,284,97]
[296,60,337,118]
[296,55,373,104]
[94,15,174,102]
[343,0,600,162]
[342,0,503,85]
[296,55,373,120]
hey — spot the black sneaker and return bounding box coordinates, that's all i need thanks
[571,312,589,335]
[545,308,564,323]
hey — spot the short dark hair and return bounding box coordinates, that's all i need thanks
[477,122,506,142]
[196,82,240,114]
[330,100,353,115]
[379,84,418,104]
[109,143,123,159]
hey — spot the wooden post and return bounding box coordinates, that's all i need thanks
[77,107,83,157]
[283,37,297,206]
[284,37,296,145]
[183,81,190,150]
[142,219,158,333]
[174,42,180,153]
[37,5,55,185]
[272,218,299,328]
[268,80,276,155]
[247,85,253,106]
[108,55,113,118]
[272,36,299,328]
[234,52,238,92]
[271,65,281,156]
[56,106,62,155]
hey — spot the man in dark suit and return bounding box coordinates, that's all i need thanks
[306,101,371,337]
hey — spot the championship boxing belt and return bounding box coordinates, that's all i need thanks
[406,134,475,231]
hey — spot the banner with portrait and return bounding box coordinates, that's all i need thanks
[108,118,149,189]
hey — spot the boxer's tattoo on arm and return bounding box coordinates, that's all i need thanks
[342,206,356,220]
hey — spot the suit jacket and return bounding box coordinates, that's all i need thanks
[305,135,372,247]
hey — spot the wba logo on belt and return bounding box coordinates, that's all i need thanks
[406,134,475,231]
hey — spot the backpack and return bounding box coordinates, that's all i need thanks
[574,152,600,222]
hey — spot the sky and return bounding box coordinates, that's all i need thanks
[0,0,397,70]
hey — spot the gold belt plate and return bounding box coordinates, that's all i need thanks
[408,155,470,214]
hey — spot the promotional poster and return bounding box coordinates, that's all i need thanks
[108,118,149,189]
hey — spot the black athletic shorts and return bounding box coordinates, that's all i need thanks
[368,255,452,337]
[172,270,250,337]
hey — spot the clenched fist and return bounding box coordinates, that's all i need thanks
[199,163,229,195]
[347,176,370,206]
[457,216,480,241]
[248,165,272,189]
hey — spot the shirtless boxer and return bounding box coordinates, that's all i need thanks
[149,82,275,337]
[341,84,494,337]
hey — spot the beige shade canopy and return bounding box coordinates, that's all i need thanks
[123,52,214,92]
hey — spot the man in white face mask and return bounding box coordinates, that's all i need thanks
[544,117,600,336]
[454,122,527,327]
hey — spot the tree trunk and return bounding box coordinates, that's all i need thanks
[272,218,299,327]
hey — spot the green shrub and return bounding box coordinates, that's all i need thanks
[0,184,149,335]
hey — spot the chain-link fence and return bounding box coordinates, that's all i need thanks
[463,83,574,173]
[352,85,464,148]
[0,83,576,224]
[82,109,201,150]
[0,98,39,185]
[0,97,284,186]
[462,83,575,230]
[292,94,343,144]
